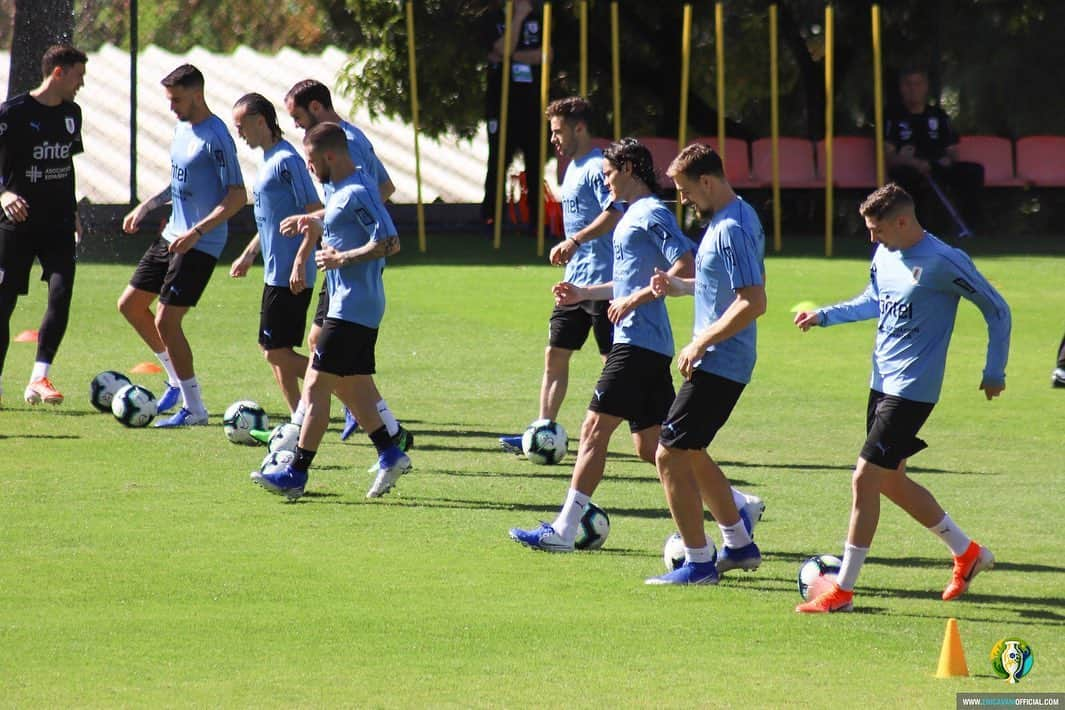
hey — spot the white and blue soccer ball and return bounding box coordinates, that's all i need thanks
[797,554,843,600]
[90,370,132,412]
[521,418,568,465]
[663,531,717,572]
[259,449,296,476]
[267,422,301,454]
[111,384,157,428]
[574,502,610,550]
[223,400,269,446]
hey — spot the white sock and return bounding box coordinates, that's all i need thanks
[686,544,715,564]
[376,399,399,436]
[291,399,307,426]
[928,513,971,557]
[178,376,206,416]
[837,543,869,591]
[730,486,748,511]
[155,351,180,387]
[30,361,50,381]
[719,520,752,549]
[551,488,590,543]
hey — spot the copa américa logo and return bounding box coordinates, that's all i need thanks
[990,638,1034,683]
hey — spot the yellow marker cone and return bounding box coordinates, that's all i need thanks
[935,618,969,678]
[790,300,818,313]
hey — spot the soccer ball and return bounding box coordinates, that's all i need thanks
[259,449,296,476]
[90,370,132,412]
[663,531,717,572]
[574,502,610,550]
[521,418,568,465]
[267,422,301,454]
[111,384,157,428]
[797,554,843,600]
[223,400,269,446]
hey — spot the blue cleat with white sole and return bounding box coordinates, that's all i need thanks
[251,466,307,501]
[154,407,208,428]
[499,434,524,455]
[156,383,181,414]
[645,560,719,585]
[340,407,360,441]
[366,446,411,498]
[367,427,416,473]
[508,522,573,552]
[715,542,762,574]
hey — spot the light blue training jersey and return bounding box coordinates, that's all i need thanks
[254,139,319,288]
[338,119,396,238]
[611,195,695,357]
[817,233,1011,403]
[693,196,766,384]
[164,114,244,258]
[560,148,615,288]
[322,171,388,328]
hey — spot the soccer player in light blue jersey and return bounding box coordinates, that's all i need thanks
[498,97,621,454]
[228,93,322,415]
[645,143,768,585]
[508,138,696,552]
[280,79,411,453]
[120,65,246,427]
[252,122,408,501]
[794,183,1010,613]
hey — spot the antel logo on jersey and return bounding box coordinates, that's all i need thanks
[32,141,73,160]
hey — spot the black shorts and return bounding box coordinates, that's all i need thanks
[312,284,329,327]
[659,370,746,450]
[312,317,378,377]
[259,284,313,350]
[860,389,935,469]
[549,300,613,354]
[129,237,217,307]
[588,343,675,433]
[0,227,76,295]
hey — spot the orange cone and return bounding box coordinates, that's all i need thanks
[130,362,163,374]
[935,618,969,678]
[13,329,38,342]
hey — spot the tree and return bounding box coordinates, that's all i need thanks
[6,0,73,99]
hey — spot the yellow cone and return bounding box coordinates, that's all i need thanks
[935,618,969,678]
[790,300,818,313]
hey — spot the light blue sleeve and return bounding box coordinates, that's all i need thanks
[341,188,382,243]
[370,152,390,186]
[719,224,765,290]
[287,155,318,208]
[588,169,614,212]
[648,210,689,265]
[939,250,1012,386]
[214,127,244,188]
[818,282,879,326]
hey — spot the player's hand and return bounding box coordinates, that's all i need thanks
[230,253,253,278]
[793,310,821,331]
[298,216,324,242]
[552,281,584,306]
[122,204,147,234]
[289,261,307,294]
[607,295,637,323]
[1,191,29,223]
[650,267,685,298]
[168,229,198,254]
[676,341,703,381]
[315,246,344,271]
[980,380,1005,400]
[549,239,577,266]
[279,214,303,237]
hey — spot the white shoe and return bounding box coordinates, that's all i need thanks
[741,493,765,535]
[366,449,411,498]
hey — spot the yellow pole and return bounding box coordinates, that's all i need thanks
[493,0,514,250]
[824,2,834,257]
[405,1,426,253]
[770,3,782,252]
[611,1,621,139]
[537,3,553,257]
[579,0,588,98]
[677,3,692,220]
[715,1,726,164]
[872,3,885,186]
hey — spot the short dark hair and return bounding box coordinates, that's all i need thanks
[41,45,87,78]
[161,64,204,90]
[603,138,659,193]
[234,93,283,141]
[859,183,914,221]
[667,143,724,180]
[285,79,333,111]
[546,96,593,126]
[303,122,347,154]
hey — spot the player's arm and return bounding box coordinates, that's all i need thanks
[168,184,247,254]
[549,208,622,266]
[281,208,325,236]
[798,282,879,331]
[378,178,395,203]
[944,255,1012,399]
[122,184,172,234]
[230,233,260,278]
[678,283,767,380]
[290,200,324,294]
[553,280,613,305]
[608,250,694,324]
[650,267,695,298]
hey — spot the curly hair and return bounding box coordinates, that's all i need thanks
[602,138,658,193]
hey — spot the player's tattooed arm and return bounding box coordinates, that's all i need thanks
[122,185,171,233]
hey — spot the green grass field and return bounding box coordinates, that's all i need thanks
[2,236,1063,707]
